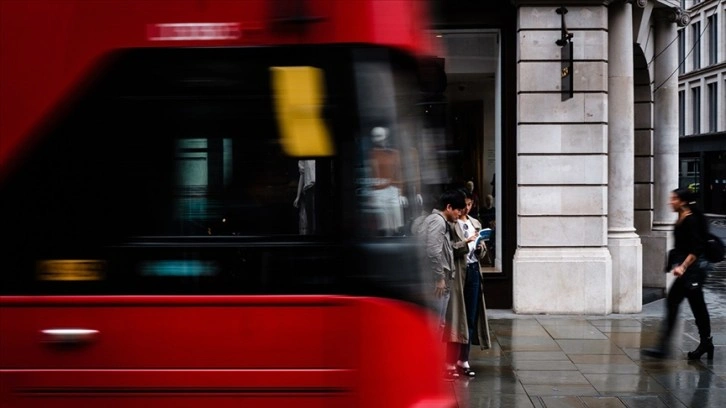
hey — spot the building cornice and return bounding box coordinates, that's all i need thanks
[511,0,690,26]
[511,0,609,5]
[682,0,721,14]
[510,0,679,6]
[679,61,726,82]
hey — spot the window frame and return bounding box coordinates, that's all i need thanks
[708,13,718,66]
[707,81,718,132]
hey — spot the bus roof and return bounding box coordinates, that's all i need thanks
[0,0,435,180]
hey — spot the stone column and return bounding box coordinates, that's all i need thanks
[642,9,682,291]
[608,0,642,313]
[513,4,612,314]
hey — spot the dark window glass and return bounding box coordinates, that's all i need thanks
[679,157,700,193]
[679,90,686,136]
[708,14,718,65]
[708,82,717,132]
[692,86,701,134]
[678,30,686,75]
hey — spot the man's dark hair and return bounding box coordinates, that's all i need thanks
[438,189,466,211]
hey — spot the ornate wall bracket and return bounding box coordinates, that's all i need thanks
[555,6,573,46]
[555,6,574,101]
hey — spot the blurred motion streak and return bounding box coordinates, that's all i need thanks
[0,1,455,407]
[271,66,335,157]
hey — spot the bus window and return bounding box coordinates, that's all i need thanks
[0,46,444,299]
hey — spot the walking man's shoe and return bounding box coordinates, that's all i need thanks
[641,347,668,359]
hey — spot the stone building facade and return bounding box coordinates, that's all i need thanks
[677,0,725,216]
[513,0,689,314]
[433,1,689,313]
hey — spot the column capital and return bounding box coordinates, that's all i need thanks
[630,0,648,8]
[653,6,691,27]
[509,0,648,6]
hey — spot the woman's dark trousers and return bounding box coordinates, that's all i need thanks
[460,262,481,361]
[663,271,711,346]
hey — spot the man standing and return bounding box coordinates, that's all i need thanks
[416,189,466,379]
[417,190,466,380]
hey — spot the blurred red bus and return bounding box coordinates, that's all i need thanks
[0,0,455,407]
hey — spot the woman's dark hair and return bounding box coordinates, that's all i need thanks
[672,187,706,216]
[459,187,473,200]
[673,187,708,233]
[672,187,696,205]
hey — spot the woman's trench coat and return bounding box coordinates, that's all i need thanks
[443,216,491,349]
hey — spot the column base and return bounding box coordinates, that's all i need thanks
[640,230,672,288]
[609,234,643,313]
[513,248,612,314]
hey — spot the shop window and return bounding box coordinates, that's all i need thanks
[680,158,700,193]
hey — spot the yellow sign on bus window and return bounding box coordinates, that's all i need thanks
[37,260,105,281]
[270,66,334,157]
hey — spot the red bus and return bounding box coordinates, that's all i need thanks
[0,0,456,407]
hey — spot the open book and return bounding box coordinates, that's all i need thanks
[475,228,492,249]
[467,228,492,254]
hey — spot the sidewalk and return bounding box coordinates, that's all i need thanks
[449,292,726,407]
[444,221,726,407]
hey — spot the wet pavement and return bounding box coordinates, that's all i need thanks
[447,218,726,407]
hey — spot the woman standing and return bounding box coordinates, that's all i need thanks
[643,188,713,360]
[443,189,491,378]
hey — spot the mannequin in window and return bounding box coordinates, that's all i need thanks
[368,127,405,235]
[293,160,315,234]
[465,180,480,220]
[479,194,495,265]
[405,143,425,234]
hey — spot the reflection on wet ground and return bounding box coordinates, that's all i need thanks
[449,258,726,407]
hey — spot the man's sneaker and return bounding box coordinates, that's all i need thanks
[457,365,475,377]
